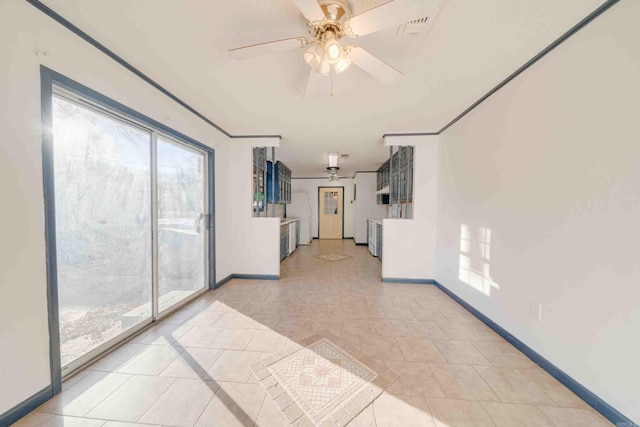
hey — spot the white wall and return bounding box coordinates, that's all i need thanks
[435,1,640,423]
[228,139,281,277]
[0,0,231,415]
[291,178,355,239]
[214,144,233,282]
[382,136,439,280]
[353,172,386,244]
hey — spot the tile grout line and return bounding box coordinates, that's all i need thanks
[36,371,134,420]
[50,414,108,425]
[370,396,380,427]
[512,365,599,414]
[419,397,437,427]
[252,392,268,427]
[134,375,179,425]
[83,374,141,420]
[469,364,505,405]
[189,380,220,427]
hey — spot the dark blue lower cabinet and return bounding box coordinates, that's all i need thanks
[280,225,288,261]
[376,223,382,262]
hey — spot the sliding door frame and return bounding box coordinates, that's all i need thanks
[40,66,216,393]
[50,88,158,379]
[154,133,211,317]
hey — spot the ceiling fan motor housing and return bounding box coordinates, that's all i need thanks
[308,0,353,39]
[303,1,355,75]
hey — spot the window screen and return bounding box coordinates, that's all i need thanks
[324,191,339,215]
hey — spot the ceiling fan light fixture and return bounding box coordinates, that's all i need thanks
[334,56,351,73]
[321,31,343,64]
[317,60,331,76]
[230,0,410,95]
[326,42,342,62]
[304,43,323,70]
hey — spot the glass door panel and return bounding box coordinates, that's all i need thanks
[157,136,207,313]
[52,95,153,369]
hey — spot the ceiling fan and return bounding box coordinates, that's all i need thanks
[327,171,348,182]
[228,0,441,97]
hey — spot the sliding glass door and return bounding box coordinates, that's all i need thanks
[157,136,207,313]
[51,90,209,374]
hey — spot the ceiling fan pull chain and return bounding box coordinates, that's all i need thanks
[330,71,334,97]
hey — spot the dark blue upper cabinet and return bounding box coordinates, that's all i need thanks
[267,160,292,204]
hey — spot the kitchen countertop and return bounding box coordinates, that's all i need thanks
[368,218,383,225]
[280,218,300,226]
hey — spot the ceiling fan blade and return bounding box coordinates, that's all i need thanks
[348,46,403,85]
[345,0,440,37]
[303,69,326,98]
[229,37,306,60]
[291,0,325,22]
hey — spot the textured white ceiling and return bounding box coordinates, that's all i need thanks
[40,0,605,176]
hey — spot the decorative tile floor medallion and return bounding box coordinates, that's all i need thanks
[314,253,352,262]
[251,332,398,426]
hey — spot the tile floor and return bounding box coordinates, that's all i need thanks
[14,240,613,426]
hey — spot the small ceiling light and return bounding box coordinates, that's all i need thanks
[323,32,342,64]
[334,56,351,73]
[317,61,331,76]
[326,42,342,61]
[303,43,323,70]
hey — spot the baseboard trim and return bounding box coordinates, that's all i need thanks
[381,278,437,284]
[0,386,52,426]
[231,274,279,281]
[214,274,233,289]
[432,280,636,427]
[213,273,280,289]
[214,273,280,289]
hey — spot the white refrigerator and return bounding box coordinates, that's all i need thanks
[288,191,312,245]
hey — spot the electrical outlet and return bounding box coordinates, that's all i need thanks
[529,302,543,322]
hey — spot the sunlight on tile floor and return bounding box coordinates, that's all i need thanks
[14,240,613,426]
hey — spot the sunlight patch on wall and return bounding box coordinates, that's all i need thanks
[459,224,500,296]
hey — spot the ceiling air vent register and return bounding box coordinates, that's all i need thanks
[397,17,429,37]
